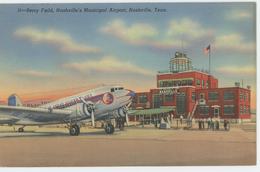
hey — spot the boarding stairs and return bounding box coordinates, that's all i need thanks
[190,100,198,119]
[186,101,198,128]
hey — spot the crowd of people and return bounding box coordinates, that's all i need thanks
[139,113,230,131]
[197,117,230,131]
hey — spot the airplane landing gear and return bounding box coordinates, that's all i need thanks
[116,117,125,131]
[104,123,114,134]
[69,124,80,136]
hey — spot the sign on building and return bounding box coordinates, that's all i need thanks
[159,88,178,95]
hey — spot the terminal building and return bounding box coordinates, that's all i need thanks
[131,52,251,120]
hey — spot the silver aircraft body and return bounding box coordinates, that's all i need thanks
[0,85,135,135]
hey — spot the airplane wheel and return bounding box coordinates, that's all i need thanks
[18,128,24,132]
[69,125,80,136]
[105,124,114,134]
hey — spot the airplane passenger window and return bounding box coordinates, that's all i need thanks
[119,87,123,90]
[111,88,115,92]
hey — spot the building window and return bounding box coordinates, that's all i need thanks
[240,105,243,114]
[164,94,174,102]
[208,92,219,101]
[202,80,204,87]
[200,93,205,99]
[224,105,234,115]
[199,106,209,115]
[196,79,200,86]
[159,80,174,87]
[245,106,248,114]
[244,94,247,101]
[245,92,249,101]
[244,105,246,114]
[181,80,187,86]
[192,92,196,102]
[240,92,243,100]
[187,80,193,86]
[153,94,162,108]
[138,95,148,104]
[224,91,234,100]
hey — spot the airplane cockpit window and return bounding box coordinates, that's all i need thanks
[111,87,124,92]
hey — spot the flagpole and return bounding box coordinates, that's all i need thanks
[208,45,211,89]
[209,46,211,75]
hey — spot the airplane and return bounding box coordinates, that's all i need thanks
[0,85,135,136]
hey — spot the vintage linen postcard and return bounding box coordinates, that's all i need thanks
[0,2,256,167]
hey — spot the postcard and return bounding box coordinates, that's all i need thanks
[0,2,256,167]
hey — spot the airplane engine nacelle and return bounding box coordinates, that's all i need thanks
[82,102,94,117]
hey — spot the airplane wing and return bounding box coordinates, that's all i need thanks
[0,114,20,125]
[0,105,72,115]
[0,105,73,125]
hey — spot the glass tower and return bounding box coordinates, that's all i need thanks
[169,52,193,73]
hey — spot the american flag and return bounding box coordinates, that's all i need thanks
[204,45,210,55]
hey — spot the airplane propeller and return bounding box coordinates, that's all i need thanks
[91,109,95,127]
[124,102,132,126]
[80,97,95,127]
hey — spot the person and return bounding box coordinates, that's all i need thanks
[180,115,183,125]
[188,116,192,128]
[215,118,220,130]
[207,117,211,129]
[198,119,201,129]
[211,117,215,130]
[224,119,230,131]
[202,118,205,129]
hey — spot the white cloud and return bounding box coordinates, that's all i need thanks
[62,56,154,76]
[15,70,53,78]
[214,33,255,53]
[100,19,157,43]
[100,18,213,50]
[14,27,100,53]
[100,19,158,47]
[226,9,253,21]
[216,65,255,76]
[167,18,213,39]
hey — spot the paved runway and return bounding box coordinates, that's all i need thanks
[0,125,256,166]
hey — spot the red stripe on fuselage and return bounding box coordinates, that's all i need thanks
[53,93,105,109]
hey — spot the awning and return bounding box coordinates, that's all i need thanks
[129,106,175,116]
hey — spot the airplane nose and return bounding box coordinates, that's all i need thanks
[127,90,135,98]
[129,90,135,98]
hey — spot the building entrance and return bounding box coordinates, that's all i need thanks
[176,92,186,116]
[212,105,220,118]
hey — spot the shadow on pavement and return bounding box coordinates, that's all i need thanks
[0,129,119,138]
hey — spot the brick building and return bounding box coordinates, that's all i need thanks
[132,52,251,120]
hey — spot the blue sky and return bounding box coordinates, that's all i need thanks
[0,3,256,107]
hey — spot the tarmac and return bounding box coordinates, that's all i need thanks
[0,124,256,166]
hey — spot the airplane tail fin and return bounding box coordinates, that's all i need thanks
[8,94,23,106]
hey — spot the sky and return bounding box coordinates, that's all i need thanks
[0,3,256,109]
